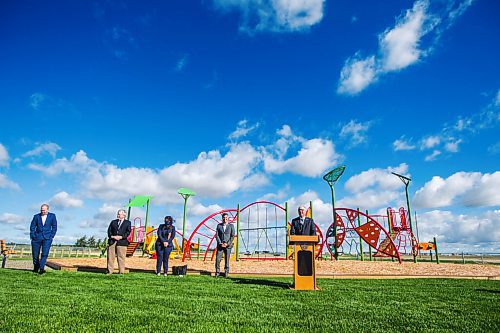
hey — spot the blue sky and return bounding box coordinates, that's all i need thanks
[0,0,498,253]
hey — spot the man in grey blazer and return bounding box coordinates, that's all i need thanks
[30,203,58,274]
[215,212,235,277]
[290,205,317,236]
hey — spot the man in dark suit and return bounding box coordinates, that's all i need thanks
[106,209,131,274]
[30,204,58,274]
[290,206,317,236]
[215,212,235,277]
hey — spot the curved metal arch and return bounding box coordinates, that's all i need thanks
[183,201,289,262]
[182,209,238,261]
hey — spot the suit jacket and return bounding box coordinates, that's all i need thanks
[156,224,176,248]
[215,223,235,248]
[107,219,132,246]
[290,217,317,236]
[30,212,58,241]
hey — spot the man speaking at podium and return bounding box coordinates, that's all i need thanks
[290,206,317,236]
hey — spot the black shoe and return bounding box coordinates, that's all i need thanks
[39,269,46,275]
[32,269,39,273]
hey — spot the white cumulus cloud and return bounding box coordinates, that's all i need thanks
[0,173,20,191]
[337,0,472,95]
[22,142,62,158]
[228,119,259,140]
[0,143,9,167]
[413,171,500,209]
[339,119,372,147]
[0,213,25,226]
[49,191,84,210]
[344,163,409,193]
[213,0,325,33]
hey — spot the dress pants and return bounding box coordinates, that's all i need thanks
[107,242,127,274]
[155,243,173,274]
[31,238,53,271]
[215,246,231,275]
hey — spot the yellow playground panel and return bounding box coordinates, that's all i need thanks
[146,235,183,259]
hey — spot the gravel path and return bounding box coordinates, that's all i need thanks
[45,257,500,278]
[2,259,53,270]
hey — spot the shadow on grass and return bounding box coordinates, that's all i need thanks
[230,277,291,289]
[476,288,500,294]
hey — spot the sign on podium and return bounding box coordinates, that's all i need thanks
[289,235,319,290]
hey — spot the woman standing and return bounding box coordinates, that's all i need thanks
[155,216,176,276]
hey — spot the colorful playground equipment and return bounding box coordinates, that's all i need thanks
[125,164,420,264]
[181,201,326,262]
[1,240,17,268]
[322,207,418,263]
[144,228,184,259]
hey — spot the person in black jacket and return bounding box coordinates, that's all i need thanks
[155,215,176,276]
[106,209,131,274]
[290,205,317,236]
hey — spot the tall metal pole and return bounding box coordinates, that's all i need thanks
[330,185,338,260]
[392,172,417,263]
[285,201,289,260]
[236,204,240,261]
[182,196,188,252]
[178,188,196,253]
[323,166,346,262]
[142,198,150,253]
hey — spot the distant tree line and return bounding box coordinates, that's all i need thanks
[74,235,107,248]
[74,235,108,257]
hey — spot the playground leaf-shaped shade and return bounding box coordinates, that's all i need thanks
[127,195,152,207]
[323,165,346,184]
[177,187,196,196]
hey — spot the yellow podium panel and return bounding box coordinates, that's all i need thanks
[289,235,319,290]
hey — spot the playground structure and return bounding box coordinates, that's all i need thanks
[1,240,17,268]
[123,166,421,264]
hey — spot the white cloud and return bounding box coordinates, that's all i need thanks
[0,173,20,191]
[424,149,441,161]
[416,209,500,250]
[49,191,84,210]
[337,55,376,95]
[22,142,61,158]
[379,1,438,71]
[264,138,339,177]
[29,93,46,110]
[29,143,267,204]
[444,139,462,152]
[228,119,259,140]
[394,90,499,160]
[189,201,224,217]
[80,202,122,229]
[337,189,401,210]
[344,163,409,193]
[213,0,325,33]
[488,142,500,154]
[0,143,9,167]
[339,120,372,147]
[337,0,471,95]
[413,171,500,209]
[420,135,441,149]
[28,150,100,176]
[175,54,188,72]
[0,213,25,225]
[393,137,416,151]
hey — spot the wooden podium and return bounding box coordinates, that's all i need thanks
[289,235,319,290]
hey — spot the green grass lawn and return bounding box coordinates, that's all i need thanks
[0,269,498,332]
